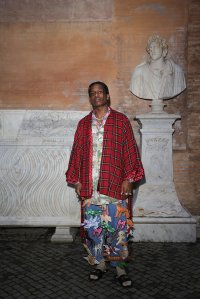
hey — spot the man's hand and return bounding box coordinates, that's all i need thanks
[121,180,132,199]
[75,182,82,197]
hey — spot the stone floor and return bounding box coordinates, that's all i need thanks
[0,228,200,299]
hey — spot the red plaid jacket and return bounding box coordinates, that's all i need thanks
[65,108,144,200]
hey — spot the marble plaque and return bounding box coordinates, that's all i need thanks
[0,110,88,232]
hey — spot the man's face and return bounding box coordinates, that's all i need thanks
[89,84,109,108]
[149,41,163,61]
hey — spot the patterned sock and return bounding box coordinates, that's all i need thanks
[96,260,106,271]
[116,266,126,277]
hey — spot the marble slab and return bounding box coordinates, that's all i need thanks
[0,109,88,241]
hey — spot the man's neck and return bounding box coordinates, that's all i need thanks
[93,106,109,119]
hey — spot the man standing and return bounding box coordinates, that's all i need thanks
[66,81,144,288]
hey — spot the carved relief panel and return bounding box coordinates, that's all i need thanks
[0,110,88,226]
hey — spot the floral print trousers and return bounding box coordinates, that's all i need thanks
[82,200,134,268]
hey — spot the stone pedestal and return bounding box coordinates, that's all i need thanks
[51,227,78,243]
[133,113,196,242]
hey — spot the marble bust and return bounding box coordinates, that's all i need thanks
[129,35,186,110]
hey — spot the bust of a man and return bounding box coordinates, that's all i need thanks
[130,35,186,101]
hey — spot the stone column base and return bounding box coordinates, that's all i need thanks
[51,227,79,243]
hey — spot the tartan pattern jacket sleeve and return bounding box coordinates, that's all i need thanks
[65,112,93,196]
[97,108,144,200]
[66,108,144,200]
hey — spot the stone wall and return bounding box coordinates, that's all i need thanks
[173,0,200,215]
[0,0,199,216]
